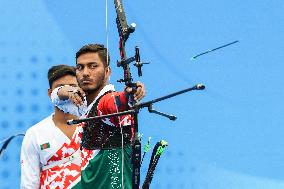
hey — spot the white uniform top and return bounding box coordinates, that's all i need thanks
[20,84,116,189]
[20,115,82,189]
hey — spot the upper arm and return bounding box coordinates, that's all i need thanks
[98,92,132,126]
[99,92,128,113]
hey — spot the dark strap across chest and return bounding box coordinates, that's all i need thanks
[81,91,132,150]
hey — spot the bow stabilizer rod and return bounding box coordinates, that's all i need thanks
[67,84,205,124]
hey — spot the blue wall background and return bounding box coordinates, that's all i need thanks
[1,0,284,188]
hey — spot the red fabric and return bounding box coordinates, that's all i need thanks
[97,91,134,134]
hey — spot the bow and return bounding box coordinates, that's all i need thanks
[113,1,145,187]
[112,2,207,188]
[69,1,206,188]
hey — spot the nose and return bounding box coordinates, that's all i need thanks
[82,66,90,77]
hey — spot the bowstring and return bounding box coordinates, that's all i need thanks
[112,95,125,189]
[105,0,109,66]
[106,1,125,188]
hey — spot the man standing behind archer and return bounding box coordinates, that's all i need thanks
[21,65,86,189]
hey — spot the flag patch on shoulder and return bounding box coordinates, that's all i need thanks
[40,142,50,150]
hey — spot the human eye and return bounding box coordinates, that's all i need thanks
[76,64,83,71]
[89,63,98,69]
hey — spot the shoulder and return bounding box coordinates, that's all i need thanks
[97,91,128,114]
[25,115,54,137]
[99,91,126,103]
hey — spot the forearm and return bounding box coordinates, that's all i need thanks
[51,86,87,117]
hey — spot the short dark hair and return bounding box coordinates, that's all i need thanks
[75,44,110,67]
[48,65,76,88]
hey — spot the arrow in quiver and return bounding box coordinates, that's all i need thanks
[142,140,168,189]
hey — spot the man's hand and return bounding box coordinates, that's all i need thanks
[57,85,86,106]
[125,81,146,101]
